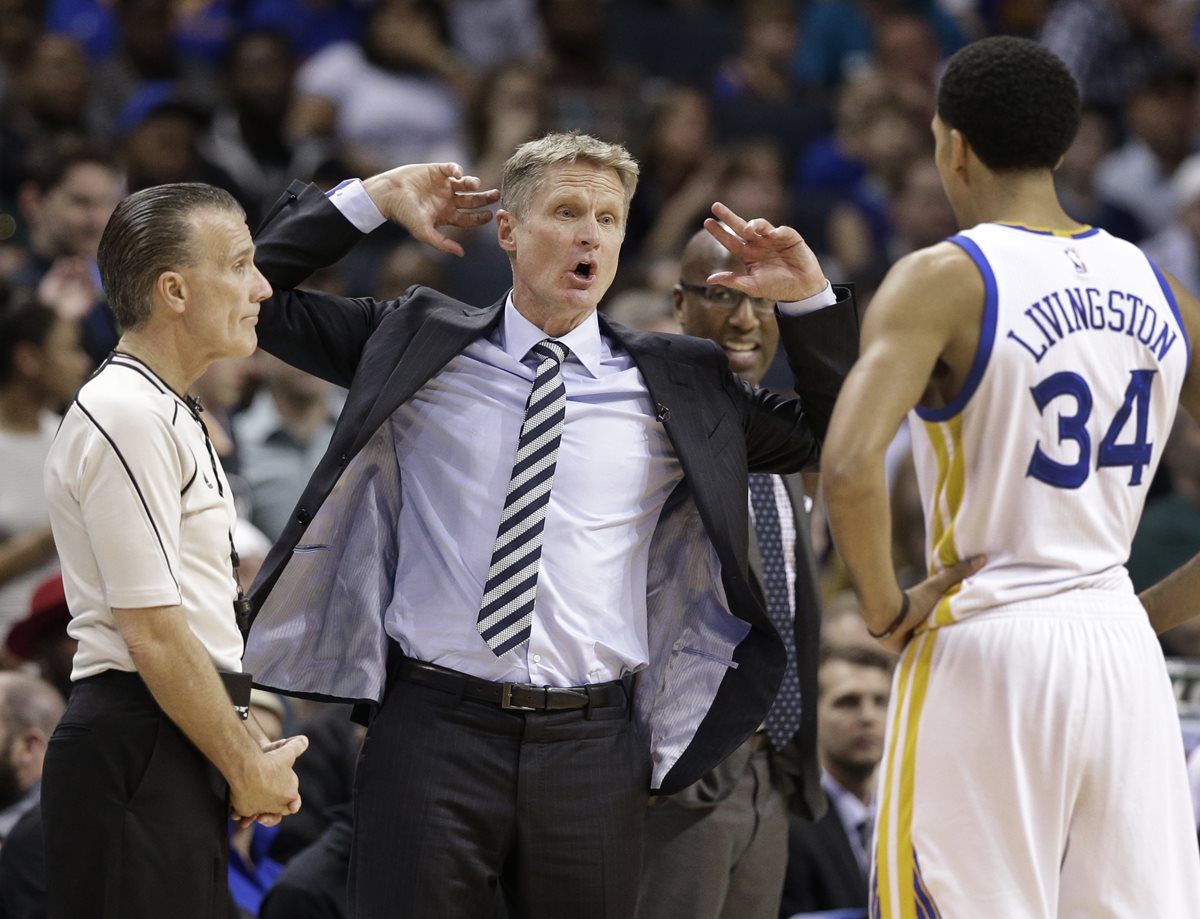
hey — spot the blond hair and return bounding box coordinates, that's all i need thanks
[500,132,640,220]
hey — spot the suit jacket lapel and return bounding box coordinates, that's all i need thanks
[603,317,749,576]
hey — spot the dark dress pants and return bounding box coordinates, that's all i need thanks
[348,673,651,919]
[42,670,229,919]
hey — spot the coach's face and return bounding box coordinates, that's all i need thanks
[179,208,272,362]
[498,162,626,330]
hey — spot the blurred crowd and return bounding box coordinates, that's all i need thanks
[2,0,1200,915]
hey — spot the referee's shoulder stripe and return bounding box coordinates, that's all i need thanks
[74,399,179,590]
[108,358,196,425]
[109,357,168,395]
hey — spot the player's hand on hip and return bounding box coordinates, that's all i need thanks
[228,733,309,827]
[703,202,828,302]
[883,556,985,654]
[362,163,500,257]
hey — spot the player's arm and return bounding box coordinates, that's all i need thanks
[821,244,983,651]
[1139,273,1200,635]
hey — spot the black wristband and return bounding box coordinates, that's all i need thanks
[867,592,911,640]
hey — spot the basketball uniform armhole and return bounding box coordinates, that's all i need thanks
[915,234,999,422]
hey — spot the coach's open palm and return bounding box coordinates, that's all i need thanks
[362,163,499,257]
[703,202,828,303]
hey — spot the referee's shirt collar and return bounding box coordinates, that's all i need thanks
[499,294,604,379]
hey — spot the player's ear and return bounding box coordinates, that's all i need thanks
[949,128,970,174]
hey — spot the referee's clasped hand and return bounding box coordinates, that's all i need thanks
[229,733,309,828]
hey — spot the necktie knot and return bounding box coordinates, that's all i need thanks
[531,339,568,366]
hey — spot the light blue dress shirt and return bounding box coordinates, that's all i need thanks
[385,299,682,686]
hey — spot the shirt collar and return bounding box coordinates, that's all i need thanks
[821,770,872,832]
[499,293,604,379]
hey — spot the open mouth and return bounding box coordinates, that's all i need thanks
[570,262,594,282]
[723,342,760,369]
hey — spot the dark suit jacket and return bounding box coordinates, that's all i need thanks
[660,474,826,820]
[241,181,859,795]
[781,791,869,915]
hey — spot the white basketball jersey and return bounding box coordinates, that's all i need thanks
[910,222,1191,625]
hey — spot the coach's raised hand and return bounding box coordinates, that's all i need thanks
[703,201,829,303]
[362,163,500,257]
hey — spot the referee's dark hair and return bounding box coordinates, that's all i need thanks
[937,36,1081,173]
[98,183,244,331]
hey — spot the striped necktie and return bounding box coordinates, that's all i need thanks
[476,339,569,656]
[748,472,803,750]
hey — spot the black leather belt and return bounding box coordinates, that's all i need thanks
[397,658,627,712]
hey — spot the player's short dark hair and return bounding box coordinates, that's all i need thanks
[937,36,1080,172]
[98,183,244,331]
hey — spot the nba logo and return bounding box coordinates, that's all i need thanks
[1065,247,1087,274]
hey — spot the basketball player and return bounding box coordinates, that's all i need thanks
[821,37,1200,917]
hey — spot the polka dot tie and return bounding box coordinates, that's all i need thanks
[748,473,803,750]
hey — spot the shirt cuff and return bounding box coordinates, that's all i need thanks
[325,179,387,234]
[777,280,837,316]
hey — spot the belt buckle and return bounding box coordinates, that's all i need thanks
[501,682,539,711]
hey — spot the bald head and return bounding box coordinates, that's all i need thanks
[679,228,741,279]
[673,228,779,386]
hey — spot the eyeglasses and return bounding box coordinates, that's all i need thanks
[678,282,775,316]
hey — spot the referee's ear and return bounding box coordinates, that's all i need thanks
[153,270,187,318]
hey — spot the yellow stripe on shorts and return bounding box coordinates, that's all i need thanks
[873,630,939,918]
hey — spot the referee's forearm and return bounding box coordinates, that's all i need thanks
[114,604,260,784]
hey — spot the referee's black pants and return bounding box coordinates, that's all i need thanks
[43,670,229,919]
[348,652,651,919]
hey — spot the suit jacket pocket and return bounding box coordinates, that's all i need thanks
[678,644,739,669]
[706,413,738,453]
